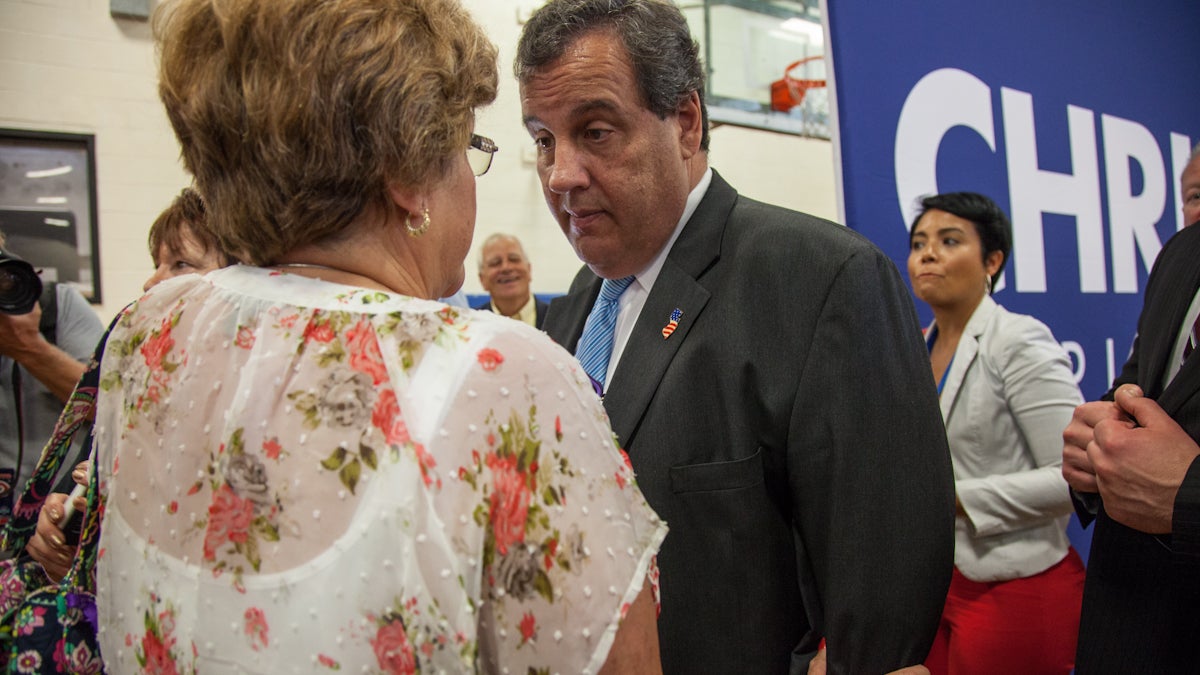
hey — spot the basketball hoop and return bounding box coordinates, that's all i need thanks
[770,56,826,112]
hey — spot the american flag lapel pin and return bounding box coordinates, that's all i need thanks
[662,308,682,339]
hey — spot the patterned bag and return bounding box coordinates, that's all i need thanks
[0,333,108,673]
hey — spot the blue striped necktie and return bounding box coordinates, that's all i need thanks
[576,276,635,391]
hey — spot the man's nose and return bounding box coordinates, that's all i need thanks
[546,143,588,195]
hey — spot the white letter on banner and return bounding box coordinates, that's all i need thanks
[1102,114,1165,293]
[895,68,996,228]
[1106,337,1117,388]
[1002,89,1105,293]
[1170,132,1193,232]
[1061,340,1086,384]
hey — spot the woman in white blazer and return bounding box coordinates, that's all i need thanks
[908,192,1085,675]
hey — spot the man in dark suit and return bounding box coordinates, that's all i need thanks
[1063,222,1200,673]
[471,233,548,329]
[516,2,954,673]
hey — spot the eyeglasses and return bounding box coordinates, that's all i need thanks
[468,133,499,176]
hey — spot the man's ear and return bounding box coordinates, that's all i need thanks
[676,90,704,159]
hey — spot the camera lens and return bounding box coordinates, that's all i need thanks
[0,252,43,315]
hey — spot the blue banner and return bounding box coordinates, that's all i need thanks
[827,0,1200,401]
[826,0,1200,558]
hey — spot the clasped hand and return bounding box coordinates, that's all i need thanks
[1062,384,1200,534]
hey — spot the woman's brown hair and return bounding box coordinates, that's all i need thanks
[155,0,498,264]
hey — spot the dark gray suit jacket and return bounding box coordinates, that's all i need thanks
[544,172,955,674]
[1074,223,1200,674]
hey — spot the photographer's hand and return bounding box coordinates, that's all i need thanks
[0,304,86,403]
[0,302,42,356]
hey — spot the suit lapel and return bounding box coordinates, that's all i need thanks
[1160,352,1200,419]
[1156,304,1200,419]
[1140,229,1200,401]
[937,299,992,424]
[1144,228,1200,413]
[604,171,735,447]
[605,260,711,444]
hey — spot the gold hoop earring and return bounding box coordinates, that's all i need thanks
[405,206,430,237]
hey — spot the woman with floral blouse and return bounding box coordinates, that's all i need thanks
[90,0,667,673]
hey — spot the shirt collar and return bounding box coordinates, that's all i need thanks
[491,295,537,328]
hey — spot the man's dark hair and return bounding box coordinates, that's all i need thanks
[515,0,710,151]
[911,191,1013,293]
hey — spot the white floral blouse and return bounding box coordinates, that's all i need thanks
[93,265,666,675]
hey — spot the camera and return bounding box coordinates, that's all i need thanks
[0,249,43,315]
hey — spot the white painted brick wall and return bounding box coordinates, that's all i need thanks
[0,0,835,321]
[1,0,189,321]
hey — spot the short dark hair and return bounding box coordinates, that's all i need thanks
[911,192,1012,293]
[515,0,709,151]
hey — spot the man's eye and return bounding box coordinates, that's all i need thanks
[583,128,610,141]
[533,136,553,151]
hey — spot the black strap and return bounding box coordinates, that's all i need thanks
[10,361,25,496]
[37,281,57,346]
[6,282,60,493]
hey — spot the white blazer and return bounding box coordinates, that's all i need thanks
[930,296,1082,582]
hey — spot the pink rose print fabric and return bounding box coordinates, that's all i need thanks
[94,267,666,674]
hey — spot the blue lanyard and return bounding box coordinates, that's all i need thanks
[927,326,955,396]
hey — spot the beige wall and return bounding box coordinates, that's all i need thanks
[1,0,188,321]
[0,0,836,321]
